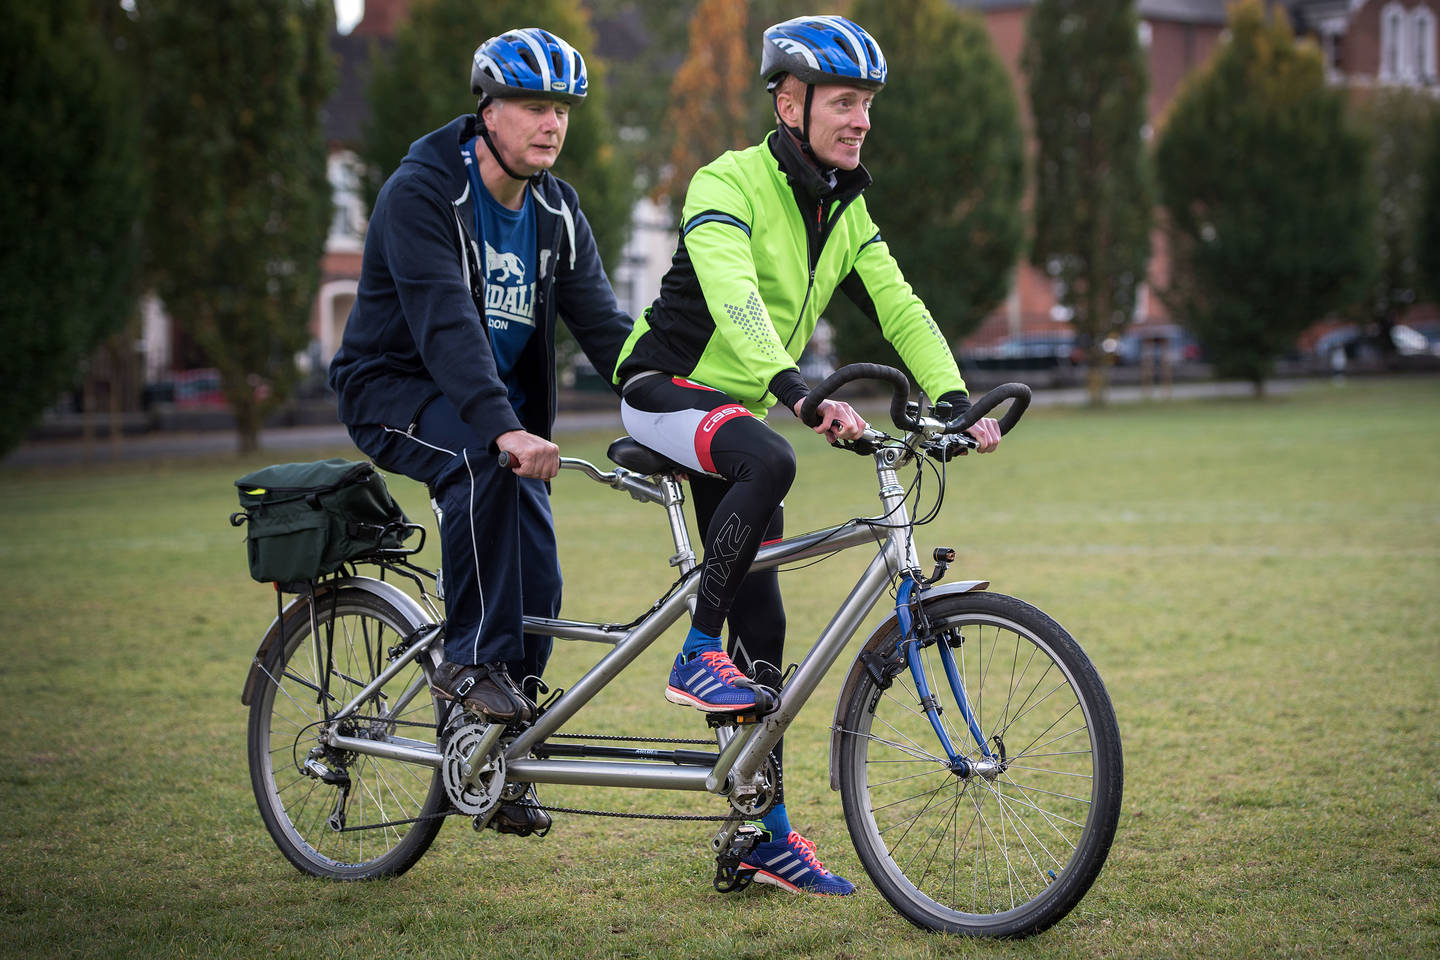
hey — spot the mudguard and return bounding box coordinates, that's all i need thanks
[827,580,989,790]
[239,576,439,706]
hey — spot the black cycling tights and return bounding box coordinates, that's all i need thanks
[619,375,799,781]
[619,376,795,664]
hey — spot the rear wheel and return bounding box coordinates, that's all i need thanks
[837,592,1122,937]
[247,587,449,879]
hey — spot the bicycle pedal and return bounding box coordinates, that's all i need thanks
[713,824,764,893]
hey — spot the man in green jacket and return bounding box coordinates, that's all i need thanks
[614,15,1001,895]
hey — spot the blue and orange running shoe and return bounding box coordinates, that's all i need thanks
[741,829,856,896]
[665,650,757,712]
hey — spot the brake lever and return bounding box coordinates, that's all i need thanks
[926,432,978,462]
[830,427,891,457]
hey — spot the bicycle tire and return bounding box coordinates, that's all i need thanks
[248,587,449,879]
[836,591,1122,937]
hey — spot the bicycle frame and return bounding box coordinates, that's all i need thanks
[318,439,988,809]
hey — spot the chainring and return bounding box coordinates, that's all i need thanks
[727,752,781,818]
[441,721,506,817]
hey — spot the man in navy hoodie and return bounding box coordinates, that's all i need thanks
[328,28,631,833]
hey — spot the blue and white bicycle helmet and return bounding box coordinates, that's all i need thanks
[760,16,887,92]
[470,27,588,106]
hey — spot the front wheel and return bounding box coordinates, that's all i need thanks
[247,586,450,879]
[836,592,1122,937]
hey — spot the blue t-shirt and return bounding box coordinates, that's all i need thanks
[462,138,537,414]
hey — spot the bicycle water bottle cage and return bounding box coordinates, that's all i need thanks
[713,823,764,893]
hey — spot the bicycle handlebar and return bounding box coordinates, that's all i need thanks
[951,381,1031,436]
[799,363,911,431]
[798,363,1032,436]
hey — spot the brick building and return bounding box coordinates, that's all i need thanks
[955,0,1439,362]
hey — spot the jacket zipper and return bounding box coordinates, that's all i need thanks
[784,194,857,352]
[784,202,823,352]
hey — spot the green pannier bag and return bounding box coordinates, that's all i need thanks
[232,459,412,583]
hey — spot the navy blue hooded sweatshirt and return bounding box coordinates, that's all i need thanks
[329,115,632,451]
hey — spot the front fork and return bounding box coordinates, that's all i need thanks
[895,575,994,775]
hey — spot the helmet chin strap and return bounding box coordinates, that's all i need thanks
[477,101,545,184]
[772,82,818,159]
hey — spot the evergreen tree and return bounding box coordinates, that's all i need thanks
[362,0,632,269]
[137,0,334,452]
[1420,112,1440,301]
[0,2,144,456]
[829,0,1026,370]
[1156,0,1373,394]
[1023,0,1153,405]
[1350,87,1438,354]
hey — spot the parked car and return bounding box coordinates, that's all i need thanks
[1313,323,1440,369]
[970,333,1082,371]
[1114,326,1203,366]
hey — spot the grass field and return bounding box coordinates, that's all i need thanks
[1,378,1437,959]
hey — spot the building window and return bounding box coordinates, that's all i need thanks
[327,150,367,252]
[1382,3,1406,82]
[1414,7,1437,84]
[1137,20,1152,49]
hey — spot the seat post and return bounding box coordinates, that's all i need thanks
[660,474,698,583]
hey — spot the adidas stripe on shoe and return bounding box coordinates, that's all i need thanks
[664,650,757,712]
[741,830,856,896]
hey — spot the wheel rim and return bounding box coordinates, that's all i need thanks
[254,600,445,872]
[849,610,1107,926]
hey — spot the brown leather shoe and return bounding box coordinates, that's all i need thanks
[490,785,551,837]
[433,662,534,723]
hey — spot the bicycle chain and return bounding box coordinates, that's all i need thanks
[329,731,747,830]
[506,801,747,823]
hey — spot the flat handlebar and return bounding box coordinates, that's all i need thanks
[798,363,1031,436]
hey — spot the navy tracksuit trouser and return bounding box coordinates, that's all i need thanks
[347,395,561,694]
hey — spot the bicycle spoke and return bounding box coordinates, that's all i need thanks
[250,594,446,878]
[841,595,1121,935]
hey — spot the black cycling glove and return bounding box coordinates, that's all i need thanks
[769,369,812,415]
[937,390,972,425]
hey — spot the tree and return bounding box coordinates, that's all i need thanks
[1024,0,1153,405]
[0,2,144,457]
[362,0,632,269]
[582,0,816,216]
[137,0,334,452]
[1349,88,1437,355]
[1420,112,1440,301]
[830,0,1026,371]
[588,0,694,198]
[1156,1,1372,395]
[657,0,753,208]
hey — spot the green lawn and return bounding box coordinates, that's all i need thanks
[1,378,1436,959]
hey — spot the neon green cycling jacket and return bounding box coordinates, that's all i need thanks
[614,131,967,415]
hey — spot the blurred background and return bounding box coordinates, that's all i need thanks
[5,0,1439,459]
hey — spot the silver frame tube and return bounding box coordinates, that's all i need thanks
[506,758,711,791]
[326,733,442,768]
[327,445,924,800]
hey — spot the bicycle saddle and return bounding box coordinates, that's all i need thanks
[607,437,686,476]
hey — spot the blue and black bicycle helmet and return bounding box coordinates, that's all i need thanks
[760,16,887,92]
[470,27,588,107]
[470,28,586,182]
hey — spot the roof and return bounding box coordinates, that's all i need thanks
[322,30,392,146]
